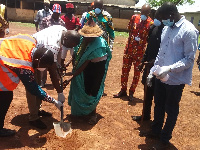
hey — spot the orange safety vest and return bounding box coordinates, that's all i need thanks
[0,34,36,91]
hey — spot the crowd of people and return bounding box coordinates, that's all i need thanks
[0,0,199,149]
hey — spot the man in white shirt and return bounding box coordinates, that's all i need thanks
[147,2,199,149]
[34,0,52,32]
[26,25,80,129]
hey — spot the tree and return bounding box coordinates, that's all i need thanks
[147,0,195,8]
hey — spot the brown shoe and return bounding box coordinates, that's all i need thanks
[113,90,127,98]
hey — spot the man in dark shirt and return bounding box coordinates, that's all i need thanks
[132,8,164,121]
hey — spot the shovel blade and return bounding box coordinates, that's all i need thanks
[53,122,72,138]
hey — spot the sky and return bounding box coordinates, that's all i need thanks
[135,0,200,13]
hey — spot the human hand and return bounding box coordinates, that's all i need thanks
[58,92,65,103]
[156,66,171,80]
[54,100,63,110]
[5,28,9,35]
[63,80,70,90]
[138,62,144,72]
[147,73,153,87]
[197,55,200,66]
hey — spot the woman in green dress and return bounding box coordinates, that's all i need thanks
[63,18,112,124]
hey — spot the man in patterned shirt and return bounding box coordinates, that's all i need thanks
[0,34,63,137]
[113,4,153,101]
[40,3,65,30]
[85,0,115,51]
[34,0,52,32]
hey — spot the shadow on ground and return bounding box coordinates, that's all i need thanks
[65,113,104,131]
[133,119,178,150]
[0,113,57,149]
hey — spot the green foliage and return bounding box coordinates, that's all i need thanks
[147,0,195,8]
[11,21,35,27]
[114,31,129,38]
[198,35,200,44]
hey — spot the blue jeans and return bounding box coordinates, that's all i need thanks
[152,79,185,143]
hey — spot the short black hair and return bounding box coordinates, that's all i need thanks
[159,2,178,15]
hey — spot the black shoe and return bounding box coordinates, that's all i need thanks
[151,141,171,150]
[128,94,134,101]
[132,115,150,121]
[102,92,107,97]
[29,119,47,129]
[113,90,127,98]
[141,130,160,139]
[132,116,142,121]
[38,110,52,117]
[0,128,16,137]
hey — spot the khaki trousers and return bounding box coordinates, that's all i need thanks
[26,51,61,121]
[26,69,42,121]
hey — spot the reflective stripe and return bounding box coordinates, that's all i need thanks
[0,81,9,91]
[2,34,36,43]
[0,55,32,67]
[0,65,20,84]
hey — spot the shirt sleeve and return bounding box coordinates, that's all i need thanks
[34,11,40,23]
[9,67,55,103]
[75,17,81,26]
[170,29,199,73]
[106,15,115,50]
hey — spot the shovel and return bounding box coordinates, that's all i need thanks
[53,65,72,137]
[53,106,72,138]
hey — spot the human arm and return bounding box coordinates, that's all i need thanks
[34,11,40,32]
[156,30,198,79]
[48,62,63,93]
[107,17,115,51]
[197,44,200,66]
[74,17,81,31]
[63,60,90,89]
[9,67,63,109]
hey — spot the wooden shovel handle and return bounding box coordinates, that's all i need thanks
[60,106,63,122]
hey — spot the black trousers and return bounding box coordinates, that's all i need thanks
[142,67,155,119]
[0,91,13,129]
[83,60,106,97]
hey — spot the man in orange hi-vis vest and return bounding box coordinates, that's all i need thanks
[0,34,63,137]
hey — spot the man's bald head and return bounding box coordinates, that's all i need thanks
[141,4,151,17]
[62,30,81,48]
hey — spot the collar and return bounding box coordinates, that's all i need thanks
[174,15,185,28]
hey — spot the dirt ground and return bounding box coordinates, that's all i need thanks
[0,22,200,150]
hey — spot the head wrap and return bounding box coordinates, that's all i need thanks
[52,4,61,14]
[66,3,74,8]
